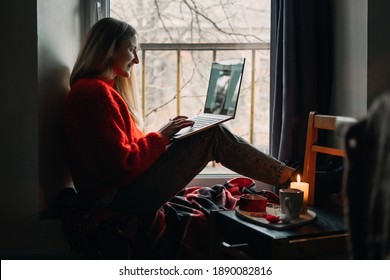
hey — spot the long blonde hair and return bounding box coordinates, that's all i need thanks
[70,17,143,127]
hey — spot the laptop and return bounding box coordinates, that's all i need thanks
[172,58,246,140]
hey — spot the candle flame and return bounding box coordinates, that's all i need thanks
[297,174,301,183]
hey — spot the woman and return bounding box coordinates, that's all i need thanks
[64,17,297,225]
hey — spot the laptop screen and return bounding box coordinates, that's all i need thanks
[204,58,245,116]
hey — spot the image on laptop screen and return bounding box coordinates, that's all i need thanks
[204,58,245,116]
[171,58,245,140]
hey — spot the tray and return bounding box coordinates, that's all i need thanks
[235,206,316,230]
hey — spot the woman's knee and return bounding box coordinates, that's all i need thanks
[208,124,232,137]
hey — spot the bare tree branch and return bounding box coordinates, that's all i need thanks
[153,0,174,41]
[182,0,263,42]
[146,66,199,117]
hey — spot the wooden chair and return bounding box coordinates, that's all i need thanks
[303,112,357,205]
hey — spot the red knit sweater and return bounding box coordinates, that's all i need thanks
[64,78,169,202]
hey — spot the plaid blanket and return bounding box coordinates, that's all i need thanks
[146,177,265,259]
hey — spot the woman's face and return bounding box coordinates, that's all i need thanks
[111,35,139,78]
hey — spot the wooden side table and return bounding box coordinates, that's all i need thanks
[209,204,349,259]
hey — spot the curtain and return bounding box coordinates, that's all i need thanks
[270,0,334,163]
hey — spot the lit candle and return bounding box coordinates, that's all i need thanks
[290,174,309,213]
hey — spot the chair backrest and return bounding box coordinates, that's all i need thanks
[303,111,357,205]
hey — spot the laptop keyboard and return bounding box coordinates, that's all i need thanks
[191,115,229,129]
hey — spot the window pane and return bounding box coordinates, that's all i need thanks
[111,0,270,43]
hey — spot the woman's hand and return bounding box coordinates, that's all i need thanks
[158,116,195,141]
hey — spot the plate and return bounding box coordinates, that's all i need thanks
[235,206,317,230]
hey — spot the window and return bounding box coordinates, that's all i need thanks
[110,0,271,175]
[86,0,111,33]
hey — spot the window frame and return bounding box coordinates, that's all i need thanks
[85,0,110,33]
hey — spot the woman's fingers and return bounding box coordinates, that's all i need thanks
[169,118,194,129]
[158,116,194,140]
[171,115,189,121]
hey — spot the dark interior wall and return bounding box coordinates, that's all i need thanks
[0,3,38,197]
[0,0,43,258]
[333,0,390,116]
[367,0,390,106]
[0,0,83,258]
[332,0,368,118]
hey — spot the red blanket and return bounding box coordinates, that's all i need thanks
[146,177,265,259]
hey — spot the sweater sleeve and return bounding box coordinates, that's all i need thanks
[65,80,169,190]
